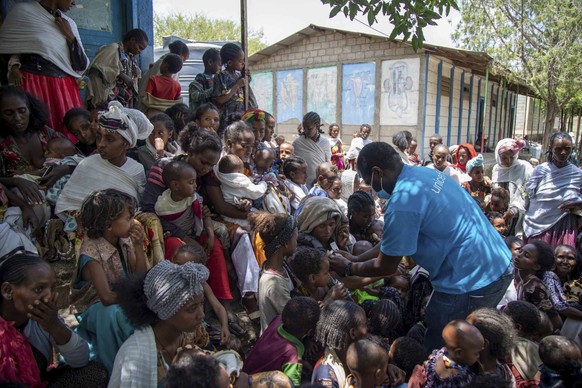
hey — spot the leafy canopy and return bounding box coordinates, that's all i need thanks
[153,12,268,55]
[320,0,459,50]
[453,0,582,148]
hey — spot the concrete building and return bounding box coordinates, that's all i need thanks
[249,24,532,156]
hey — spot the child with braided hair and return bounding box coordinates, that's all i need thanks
[312,300,368,388]
[250,211,298,333]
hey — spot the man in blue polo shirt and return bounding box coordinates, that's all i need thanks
[331,142,512,351]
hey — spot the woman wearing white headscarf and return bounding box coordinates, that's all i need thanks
[491,138,533,237]
[56,101,153,221]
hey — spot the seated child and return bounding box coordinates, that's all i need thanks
[154,160,215,249]
[487,211,507,236]
[251,212,299,333]
[462,154,491,208]
[243,296,321,386]
[252,148,290,214]
[143,54,183,115]
[289,247,349,305]
[282,156,309,213]
[389,336,428,385]
[308,162,338,197]
[274,142,294,175]
[172,244,231,348]
[503,300,543,386]
[136,113,176,172]
[488,187,520,236]
[253,148,275,176]
[312,301,368,388]
[385,274,410,302]
[424,320,484,387]
[214,154,268,226]
[538,335,582,387]
[513,241,561,329]
[326,176,347,215]
[70,189,149,373]
[279,142,294,163]
[42,137,83,205]
[44,137,77,164]
[365,299,403,345]
[166,351,231,388]
[346,339,389,388]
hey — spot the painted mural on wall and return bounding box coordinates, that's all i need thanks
[307,66,337,124]
[341,62,375,125]
[277,69,303,122]
[250,71,273,115]
[380,58,420,126]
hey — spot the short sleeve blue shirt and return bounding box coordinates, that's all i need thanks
[380,165,511,294]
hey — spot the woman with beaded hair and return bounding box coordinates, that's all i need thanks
[293,112,332,188]
[242,109,267,150]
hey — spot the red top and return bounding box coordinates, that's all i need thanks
[146,75,181,100]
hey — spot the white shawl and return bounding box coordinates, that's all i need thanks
[523,162,582,237]
[492,140,533,211]
[56,154,146,215]
[284,179,308,210]
[108,326,157,388]
[214,168,268,203]
[0,2,88,77]
[292,135,331,188]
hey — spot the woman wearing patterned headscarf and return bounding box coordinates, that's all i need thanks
[491,138,533,237]
[296,196,350,253]
[56,101,152,219]
[110,260,210,386]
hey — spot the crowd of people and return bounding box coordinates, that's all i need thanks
[1,2,582,387]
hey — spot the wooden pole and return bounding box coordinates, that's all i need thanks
[241,0,249,111]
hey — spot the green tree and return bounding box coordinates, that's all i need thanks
[320,0,459,50]
[153,13,268,55]
[453,0,582,153]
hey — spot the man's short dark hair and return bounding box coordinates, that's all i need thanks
[357,142,402,181]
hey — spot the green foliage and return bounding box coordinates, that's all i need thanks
[453,0,582,149]
[321,0,459,50]
[153,13,268,55]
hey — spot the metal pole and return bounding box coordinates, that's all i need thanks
[241,0,249,110]
[481,66,489,153]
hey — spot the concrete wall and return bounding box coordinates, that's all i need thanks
[251,29,521,158]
